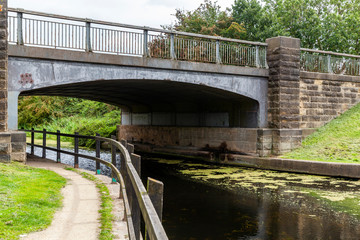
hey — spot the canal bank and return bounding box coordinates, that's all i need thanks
[28,146,360,240]
[133,143,360,179]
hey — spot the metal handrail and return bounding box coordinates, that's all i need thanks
[8,8,268,68]
[301,48,360,59]
[9,8,266,46]
[24,128,168,240]
[300,48,360,76]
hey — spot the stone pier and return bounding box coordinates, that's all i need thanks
[0,1,26,163]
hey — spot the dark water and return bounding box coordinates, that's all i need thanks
[29,147,360,240]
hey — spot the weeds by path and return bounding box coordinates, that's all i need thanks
[65,167,114,240]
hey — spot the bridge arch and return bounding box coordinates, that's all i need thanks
[18,79,260,128]
[8,56,268,130]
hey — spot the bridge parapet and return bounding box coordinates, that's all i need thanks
[8,8,267,68]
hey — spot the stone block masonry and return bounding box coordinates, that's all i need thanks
[265,36,303,155]
[0,2,26,163]
[0,0,7,132]
[300,72,360,128]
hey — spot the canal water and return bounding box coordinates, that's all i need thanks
[30,147,360,239]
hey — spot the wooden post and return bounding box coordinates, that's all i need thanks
[74,132,79,168]
[130,153,141,240]
[42,129,46,158]
[111,135,117,183]
[146,178,164,240]
[119,139,127,199]
[30,128,34,155]
[127,143,134,154]
[56,130,61,163]
[96,133,100,174]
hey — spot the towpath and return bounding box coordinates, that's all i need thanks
[22,155,128,240]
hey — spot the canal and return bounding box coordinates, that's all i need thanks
[31,147,360,239]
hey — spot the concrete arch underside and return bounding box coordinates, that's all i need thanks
[8,57,268,130]
[18,79,260,128]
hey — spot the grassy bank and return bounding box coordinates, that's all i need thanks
[19,96,121,148]
[283,103,360,163]
[0,163,66,239]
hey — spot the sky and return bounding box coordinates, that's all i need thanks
[9,0,235,28]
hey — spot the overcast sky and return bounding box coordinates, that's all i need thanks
[9,0,235,28]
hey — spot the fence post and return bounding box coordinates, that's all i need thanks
[216,40,221,64]
[42,129,46,158]
[111,135,117,183]
[130,153,141,240]
[74,132,79,168]
[327,54,332,73]
[170,33,176,60]
[31,128,34,155]
[143,29,149,57]
[96,133,100,174]
[56,130,61,163]
[145,178,164,240]
[255,45,260,68]
[85,21,92,52]
[17,12,23,45]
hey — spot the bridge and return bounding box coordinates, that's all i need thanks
[1,6,360,163]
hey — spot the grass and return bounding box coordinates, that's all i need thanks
[283,103,360,163]
[0,163,66,240]
[26,137,74,149]
[65,167,114,240]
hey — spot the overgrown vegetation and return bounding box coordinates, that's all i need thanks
[283,103,360,163]
[18,96,121,148]
[0,163,66,239]
[168,0,360,55]
[66,167,114,240]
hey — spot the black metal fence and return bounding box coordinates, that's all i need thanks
[22,128,168,240]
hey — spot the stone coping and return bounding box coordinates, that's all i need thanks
[226,155,360,179]
[301,71,360,83]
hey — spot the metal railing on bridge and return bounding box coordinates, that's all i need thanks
[8,8,267,68]
[22,128,168,240]
[301,48,360,76]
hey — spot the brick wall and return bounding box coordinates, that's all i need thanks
[300,72,360,128]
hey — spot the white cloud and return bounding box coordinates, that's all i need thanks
[9,0,235,28]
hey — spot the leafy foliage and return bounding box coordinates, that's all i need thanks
[169,0,360,55]
[18,96,121,148]
[165,0,246,39]
[232,0,360,54]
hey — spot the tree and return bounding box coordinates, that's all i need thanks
[232,0,273,42]
[166,0,246,39]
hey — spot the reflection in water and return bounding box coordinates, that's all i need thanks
[29,147,360,239]
[141,157,360,240]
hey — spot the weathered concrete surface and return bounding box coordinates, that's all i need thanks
[226,155,360,179]
[7,45,269,130]
[118,125,258,154]
[8,45,269,78]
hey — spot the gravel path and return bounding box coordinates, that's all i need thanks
[22,156,128,240]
